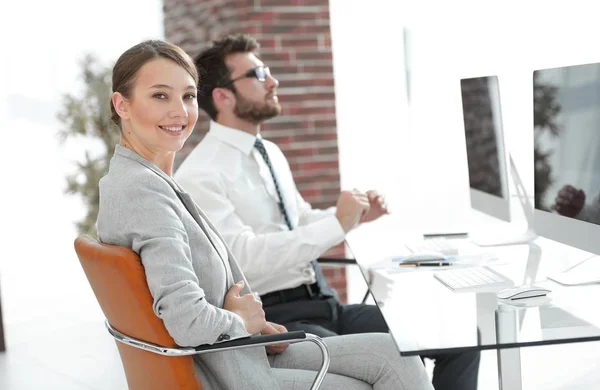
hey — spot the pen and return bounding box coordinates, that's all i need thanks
[423,233,468,238]
[399,262,453,267]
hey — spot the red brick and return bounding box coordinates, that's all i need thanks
[268,64,301,76]
[255,37,278,49]
[283,105,336,116]
[262,118,312,131]
[313,118,337,128]
[261,24,331,36]
[246,10,276,22]
[280,36,320,49]
[320,34,332,48]
[279,92,335,103]
[294,133,338,143]
[258,50,293,63]
[290,159,339,171]
[295,174,340,185]
[258,0,328,6]
[301,64,334,73]
[294,51,333,61]
[281,148,316,158]
[274,11,325,22]
[279,78,335,89]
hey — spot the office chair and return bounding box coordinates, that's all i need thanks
[74,235,329,390]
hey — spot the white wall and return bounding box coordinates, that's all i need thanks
[330,0,600,231]
[0,0,164,325]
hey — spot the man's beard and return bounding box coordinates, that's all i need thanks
[233,93,281,124]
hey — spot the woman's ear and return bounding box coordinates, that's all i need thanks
[112,92,130,121]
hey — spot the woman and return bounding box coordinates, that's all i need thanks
[96,39,433,390]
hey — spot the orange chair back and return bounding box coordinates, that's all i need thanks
[74,235,201,390]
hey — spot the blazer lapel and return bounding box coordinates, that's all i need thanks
[174,191,231,271]
[113,146,233,283]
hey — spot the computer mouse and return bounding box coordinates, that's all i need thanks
[496,285,551,300]
[400,252,446,262]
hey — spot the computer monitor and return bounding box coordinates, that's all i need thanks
[534,62,600,255]
[460,75,511,222]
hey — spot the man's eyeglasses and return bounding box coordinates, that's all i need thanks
[219,66,271,87]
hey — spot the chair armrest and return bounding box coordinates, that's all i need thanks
[194,331,307,352]
[105,320,329,389]
[317,257,357,265]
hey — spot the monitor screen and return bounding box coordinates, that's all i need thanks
[534,62,600,225]
[534,62,600,255]
[460,75,511,223]
[460,76,508,199]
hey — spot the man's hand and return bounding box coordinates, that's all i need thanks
[552,185,586,217]
[360,190,390,223]
[335,189,370,232]
[262,321,289,355]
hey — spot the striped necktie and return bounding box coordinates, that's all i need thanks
[254,137,334,297]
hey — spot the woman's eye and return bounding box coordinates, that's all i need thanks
[153,93,167,99]
[184,93,197,100]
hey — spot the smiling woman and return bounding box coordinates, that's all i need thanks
[109,40,199,176]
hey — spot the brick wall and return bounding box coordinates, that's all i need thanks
[163,0,348,301]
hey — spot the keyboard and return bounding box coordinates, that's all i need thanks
[405,238,459,256]
[434,266,514,292]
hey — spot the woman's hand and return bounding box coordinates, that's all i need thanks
[262,321,290,355]
[223,281,266,334]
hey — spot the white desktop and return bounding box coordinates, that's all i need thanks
[459,75,537,247]
[532,61,600,284]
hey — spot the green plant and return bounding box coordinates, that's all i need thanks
[57,55,119,236]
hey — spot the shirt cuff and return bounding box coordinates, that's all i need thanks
[309,214,346,250]
[217,311,251,343]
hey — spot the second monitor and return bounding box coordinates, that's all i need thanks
[460,75,511,222]
[460,75,536,246]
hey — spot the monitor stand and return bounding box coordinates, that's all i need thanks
[471,154,538,247]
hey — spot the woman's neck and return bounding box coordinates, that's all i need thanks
[119,137,175,176]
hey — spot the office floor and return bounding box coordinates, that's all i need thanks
[1,254,600,389]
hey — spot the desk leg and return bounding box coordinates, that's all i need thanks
[496,306,523,390]
[0,291,5,352]
[497,347,522,390]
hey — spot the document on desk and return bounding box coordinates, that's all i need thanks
[369,253,499,272]
[549,257,600,286]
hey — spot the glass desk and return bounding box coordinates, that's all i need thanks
[347,220,600,390]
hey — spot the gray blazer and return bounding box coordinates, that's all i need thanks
[97,145,280,389]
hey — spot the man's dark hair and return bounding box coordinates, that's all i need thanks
[195,34,260,120]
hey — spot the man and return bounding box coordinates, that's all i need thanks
[175,34,480,390]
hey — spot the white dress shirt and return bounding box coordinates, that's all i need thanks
[174,121,346,295]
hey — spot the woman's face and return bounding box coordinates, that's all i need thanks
[116,58,198,155]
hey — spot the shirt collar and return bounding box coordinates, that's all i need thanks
[209,121,260,156]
